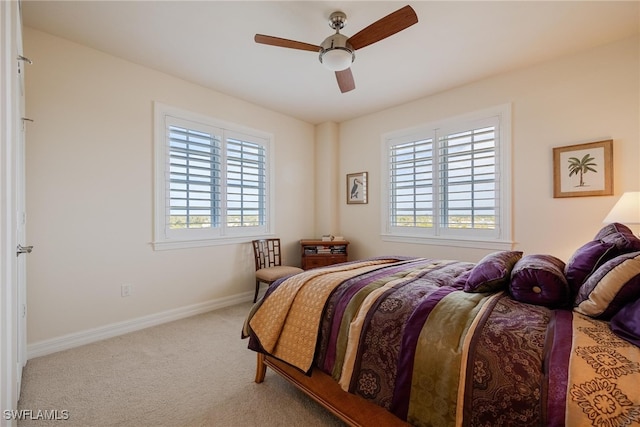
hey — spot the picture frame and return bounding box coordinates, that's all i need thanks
[553,140,613,198]
[346,172,368,204]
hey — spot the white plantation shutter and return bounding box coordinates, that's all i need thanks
[389,137,434,228]
[383,105,511,248]
[167,119,221,232]
[438,120,499,234]
[225,133,267,228]
[154,103,272,249]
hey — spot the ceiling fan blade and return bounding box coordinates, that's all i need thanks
[347,5,418,51]
[254,34,320,52]
[335,68,355,93]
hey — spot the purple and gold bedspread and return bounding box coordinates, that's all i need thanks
[245,257,640,426]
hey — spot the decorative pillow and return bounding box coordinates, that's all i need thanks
[594,222,634,240]
[610,298,640,347]
[464,251,523,293]
[453,269,472,290]
[509,254,570,308]
[564,240,617,295]
[594,222,640,253]
[574,251,640,319]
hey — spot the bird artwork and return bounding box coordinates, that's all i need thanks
[350,178,362,200]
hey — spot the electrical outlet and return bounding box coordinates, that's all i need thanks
[121,284,132,297]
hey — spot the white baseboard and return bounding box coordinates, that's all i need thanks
[27,292,254,359]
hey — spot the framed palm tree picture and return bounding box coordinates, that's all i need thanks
[553,140,613,198]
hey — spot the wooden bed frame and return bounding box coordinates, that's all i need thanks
[255,353,409,426]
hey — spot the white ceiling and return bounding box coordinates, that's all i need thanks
[22,1,639,124]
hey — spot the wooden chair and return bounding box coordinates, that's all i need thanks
[252,239,303,303]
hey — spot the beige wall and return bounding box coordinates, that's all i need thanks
[24,28,315,343]
[338,36,639,263]
[314,122,339,237]
[24,27,639,345]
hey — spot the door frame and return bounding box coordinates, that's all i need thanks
[1,0,24,423]
[15,0,27,389]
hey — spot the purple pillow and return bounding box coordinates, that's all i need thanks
[610,298,640,347]
[453,270,472,290]
[565,240,617,295]
[509,254,570,308]
[594,222,634,239]
[594,223,640,253]
[464,251,523,293]
[574,251,640,319]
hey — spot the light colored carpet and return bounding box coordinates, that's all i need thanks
[17,302,345,427]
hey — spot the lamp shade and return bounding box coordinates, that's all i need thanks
[603,191,640,224]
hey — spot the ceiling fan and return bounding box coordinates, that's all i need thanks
[254,5,418,93]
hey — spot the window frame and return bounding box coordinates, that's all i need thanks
[380,104,513,250]
[153,102,274,250]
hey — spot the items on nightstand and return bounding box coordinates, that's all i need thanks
[300,239,349,270]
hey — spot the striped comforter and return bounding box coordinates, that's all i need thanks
[245,257,640,426]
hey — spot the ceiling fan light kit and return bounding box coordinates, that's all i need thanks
[255,5,418,93]
[319,34,354,71]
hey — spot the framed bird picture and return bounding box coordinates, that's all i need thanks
[347,172,368,204]
[553,140,613,198]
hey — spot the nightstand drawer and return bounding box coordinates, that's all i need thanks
[303,255,347,270]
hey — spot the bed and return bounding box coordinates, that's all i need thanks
[242,223,640,426]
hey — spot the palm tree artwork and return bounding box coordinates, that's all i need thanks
[567,153,598,188]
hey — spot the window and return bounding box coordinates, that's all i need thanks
[382,104,512,249]
[154,103,272,249]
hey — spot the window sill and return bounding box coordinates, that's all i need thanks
[152,234,275,251]
[380,233,515,251]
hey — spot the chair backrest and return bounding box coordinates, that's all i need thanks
[252,239,283,271]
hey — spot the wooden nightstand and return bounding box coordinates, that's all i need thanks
[300,239,349,270]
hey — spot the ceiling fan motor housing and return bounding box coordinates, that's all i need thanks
[319,33,355,71]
